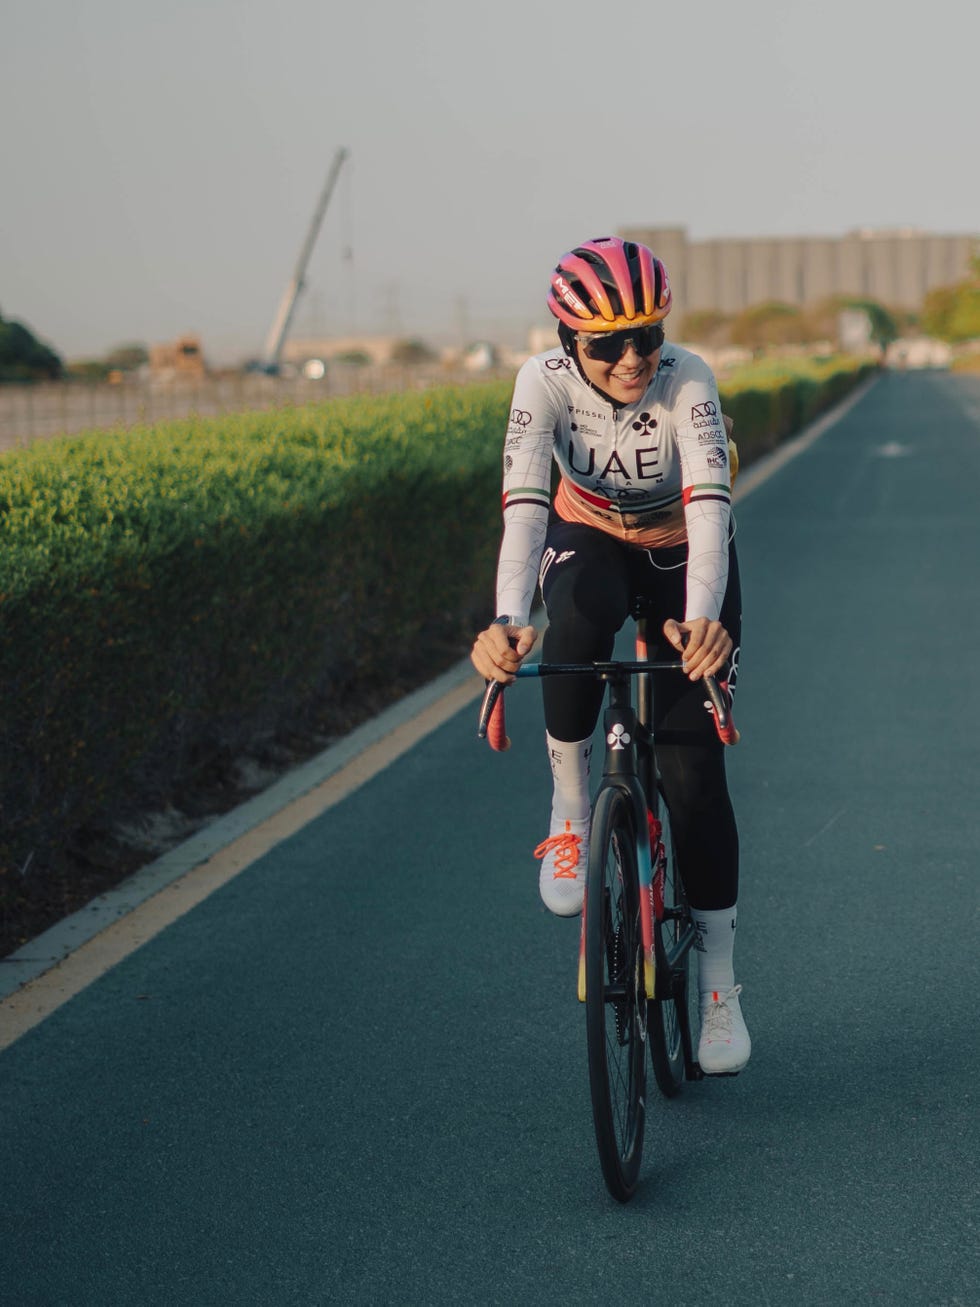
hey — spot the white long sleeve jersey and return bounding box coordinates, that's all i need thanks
[496,343,733,626]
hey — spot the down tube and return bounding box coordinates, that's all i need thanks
[622,774,656,1000]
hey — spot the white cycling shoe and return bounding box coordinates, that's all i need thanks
[533,817,589,917]
[698,984,751,1075]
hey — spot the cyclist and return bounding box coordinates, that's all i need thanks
[471,236,750,1074]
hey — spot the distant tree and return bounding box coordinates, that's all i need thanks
[805,297,851,343]
[920,286,959,338]
[921,256,980,343]
[0,311,63,381]
[844,299,899,349]
[390,338,437,364]
[678,310,732,346]
[333,349,372,366]
[66,359,112,382]
[729,302,807,351]
[104,343,149,372]
[803,296,899,350]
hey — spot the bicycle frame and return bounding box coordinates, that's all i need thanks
[581,656,660,1004]
[476,617,733,1082]
[476,619,738,1198]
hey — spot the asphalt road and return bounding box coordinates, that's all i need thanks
[1,370,978,1306]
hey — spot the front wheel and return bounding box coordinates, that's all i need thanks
[585,785,647,1203]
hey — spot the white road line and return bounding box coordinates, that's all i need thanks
[802,807,848,848]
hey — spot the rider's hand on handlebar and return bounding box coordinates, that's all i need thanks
[663,617,732,681]
[471,622,537,683]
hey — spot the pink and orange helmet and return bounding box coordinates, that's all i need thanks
[547,237,672,332]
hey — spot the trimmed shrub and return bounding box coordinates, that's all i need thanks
[0,357,873,889]
[0,383,510,878]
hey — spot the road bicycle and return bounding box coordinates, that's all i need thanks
[476,608,737,1203]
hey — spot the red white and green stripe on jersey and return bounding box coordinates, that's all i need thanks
[683,482,732,507]
[502,486,551,512]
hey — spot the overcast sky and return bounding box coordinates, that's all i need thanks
[3,0,978,364]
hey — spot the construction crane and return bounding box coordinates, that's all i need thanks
[260,147,349,373]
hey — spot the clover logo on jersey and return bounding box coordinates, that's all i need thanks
[631,412,658,435]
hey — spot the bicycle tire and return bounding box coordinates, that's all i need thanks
[648,790,690,1097]
[585,785,647,1203]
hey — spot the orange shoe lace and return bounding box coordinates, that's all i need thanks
[533,821,583,880]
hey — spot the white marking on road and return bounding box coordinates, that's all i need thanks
[802,807,847,848]
[875,442,912,457]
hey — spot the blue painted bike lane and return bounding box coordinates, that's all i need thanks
[2,370,978,1306]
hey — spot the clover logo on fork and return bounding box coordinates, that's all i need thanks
[607,723,631,751]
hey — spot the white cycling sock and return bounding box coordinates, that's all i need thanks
[546,732,592,823]
[693,905,738,998]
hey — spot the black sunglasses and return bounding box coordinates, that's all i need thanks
[576,324,664,362]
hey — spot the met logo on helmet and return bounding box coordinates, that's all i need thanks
[555,276,587,313]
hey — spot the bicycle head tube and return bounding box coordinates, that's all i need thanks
[601,679,638,782]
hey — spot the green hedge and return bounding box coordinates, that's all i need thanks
[0,383,510,880]
[720,354,878,461]
[0,357,873,886]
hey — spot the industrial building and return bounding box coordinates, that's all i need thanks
[618,226,977,316]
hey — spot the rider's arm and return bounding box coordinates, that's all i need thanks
[472,357,557,684]
[665,359,733,678]
[672,361,732,624]
[493,357,561,625]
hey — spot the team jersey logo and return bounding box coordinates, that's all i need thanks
[607,723,631,751]
[691,401,718,419]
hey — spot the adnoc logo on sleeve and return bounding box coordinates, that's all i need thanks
[691,401,718,419]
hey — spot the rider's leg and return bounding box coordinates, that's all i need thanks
[533,734,594,916]
[635,541,751,1071]
[534,522,632,915]
[633,538,742,912]
[546,732,593,825]
[539,520,632,739]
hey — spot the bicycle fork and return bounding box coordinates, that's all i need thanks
[577,679,655,1002]
[577,677,703,1080]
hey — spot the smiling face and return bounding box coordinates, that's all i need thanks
[574,333,661,405]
